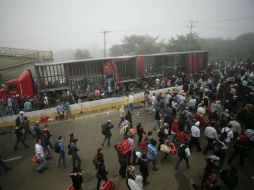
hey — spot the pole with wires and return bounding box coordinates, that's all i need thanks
[187,20,196,51]
[102,31,111,57]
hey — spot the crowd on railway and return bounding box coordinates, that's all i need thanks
[1,59,254,190]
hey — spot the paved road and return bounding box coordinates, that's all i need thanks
[0,107,253,190]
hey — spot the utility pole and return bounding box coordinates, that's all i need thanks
[102,31,111,57]
[187,20,195,51]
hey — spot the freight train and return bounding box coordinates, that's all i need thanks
[0,51,208,99]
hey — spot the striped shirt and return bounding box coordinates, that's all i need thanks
[245,129,254,142]
[147,144,157,160]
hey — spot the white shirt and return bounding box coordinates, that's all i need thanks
[128,138,135,152]
[191,125,200,137]
[204,126,218,139]
[35,143,45,158]
[151,95,156,105]
[128,95,134,104]
[221,127,234,143]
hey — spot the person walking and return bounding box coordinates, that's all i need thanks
[136,123,146,145]
[203,122,218,154]
[64,101,73,119]
[23,117,35,139]
[136,152,149,186]
[114,144,128,178]
[189,121,202,152]
[57,136,66,168]
[175,142,191,171]
[15,111,25,128]
[127,136,136,165]
[101,120,114,147]
[128,93,134,112]
[70,138,81,171]
[96,160,108,190]
[13,126,29,150]
[119,105,126,126]
[70,167,83,190]
[146,139,159,171]
[33,121,43,140]
[35,139,47,173]
[228,135,249,166]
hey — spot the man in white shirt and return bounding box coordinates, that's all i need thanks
[35,139,47,173]
[127,137,136,165]
[220,126,234,146]
[203,123,218,154]
[190,121,202,152]
[128,93,134,112]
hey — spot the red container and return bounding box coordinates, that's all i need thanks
[177,131,186,141]
[139,140,148,153]
[170,143,176,154]
[101,180,116,190]
[32,155,40,164]
[117,140,131,155]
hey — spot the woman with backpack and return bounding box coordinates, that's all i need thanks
[175,141,191,171]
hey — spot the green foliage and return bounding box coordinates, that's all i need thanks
[74,49,92,60]
[108,32,254,60]
[109,45,125,57]
[121,35,161,55]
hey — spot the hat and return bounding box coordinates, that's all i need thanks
[195,121,200,127]
[206,155,220,161]
[135,151,142,159]
[128,166,135,172]
[107,120,111,123]
[69,133,74,136]
[20,111,24,114]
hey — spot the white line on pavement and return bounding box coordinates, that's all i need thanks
[4,156,22,162]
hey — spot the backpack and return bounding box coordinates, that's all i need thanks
[157,128,164,138]
[219,128,231,142]
[177,144,186,157]
[54,142,61,153]
[93,154,102,169]
[101,123,108,135]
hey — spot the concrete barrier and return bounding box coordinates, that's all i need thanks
[0,86,182,129]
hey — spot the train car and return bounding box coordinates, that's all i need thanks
[34,51,208,98]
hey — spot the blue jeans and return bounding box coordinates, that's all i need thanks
[145,101,149,111]
[58,152,66,168]
[37,157,46,172]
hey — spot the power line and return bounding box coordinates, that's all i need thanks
[197,16,254,23]
[101,31,111,57]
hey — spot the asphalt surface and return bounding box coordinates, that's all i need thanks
[0,106,254,190]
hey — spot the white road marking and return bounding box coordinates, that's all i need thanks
[4,156,22,162]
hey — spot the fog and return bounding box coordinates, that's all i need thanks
[0,0,254,52]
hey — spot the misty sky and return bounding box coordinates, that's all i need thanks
[0,0,254,51]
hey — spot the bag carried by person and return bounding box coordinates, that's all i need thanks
[54,142,61,153]
[100,179,116,190]
[219,129,231,142]
[177,131,186,141]
[177,144,186,157]
[116,139,131,155]
[101,123,108,135]
[32,155,40,164]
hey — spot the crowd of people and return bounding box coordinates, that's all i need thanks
[0,92,76,117]
[1,59,254,190]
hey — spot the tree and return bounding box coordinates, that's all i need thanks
[109,44,125,57]
[165,33,201,52]
[74,49,92,60]
[121,35,162,55]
